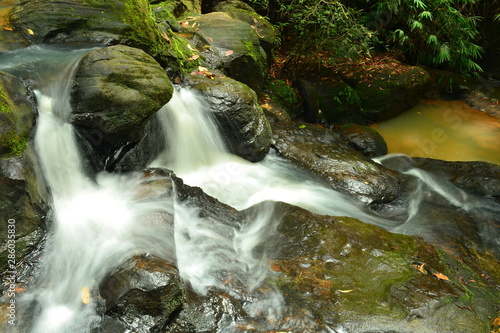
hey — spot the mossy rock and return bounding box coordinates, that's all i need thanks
[0,71,34,158]
[10,0,170,64]
[271,203,499,332]
[185,12,268,94]
[71,45,173,168]
[214,0,277,55]
[338,57,430,122]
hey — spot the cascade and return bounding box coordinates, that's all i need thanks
[0,46,498,332]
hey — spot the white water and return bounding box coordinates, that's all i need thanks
[1,46,497,332]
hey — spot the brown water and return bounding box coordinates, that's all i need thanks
[372,100,500,165]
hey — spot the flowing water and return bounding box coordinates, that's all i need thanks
[1,46,499,332]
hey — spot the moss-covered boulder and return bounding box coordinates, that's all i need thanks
[271,203,499,332]
[71,45,173,169]
[185,12,268,93]
[185,75,272,162]
[214,0,276,57]
[271,120,404,205]
[0,72,33,158]
[10,0,169,63]
[337,57,430,122]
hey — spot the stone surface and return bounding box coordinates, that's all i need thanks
[10,0,169,62]
[71,45,173,169]
[337,57,430,122]
[337,123,388,157]
[185,75,272,162]
[185,12,268,93]
[271,120,405,205]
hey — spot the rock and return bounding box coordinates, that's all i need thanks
[184,75,272,162]
[101,255,184,333]
[185,12,268,93]
[295,77,363,124]
[214,0,277,57]
[0,71,35,158]
[0,1,27,53]
[0,72,46,277]
[271,120,404,205]
[336,123,388,157]
[337,57,430,122]
[10,0,169,62]
[271,203,499,333]
[71,45,173,170]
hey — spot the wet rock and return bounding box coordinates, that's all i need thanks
[184,75,272,162]
[71,45,173,170]
[336,123,388,157]
[337,57,430,122]
[382,155,500,202]
[184,12,268,93]
[10,0,169,62]
[0,72,46,278]
[101,255,184,333]
[271,203,499,333]
[272,120,404,205]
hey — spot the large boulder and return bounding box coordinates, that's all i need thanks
[71,45,173,169]
[10,0,169,63]
[271,203,500,333]
[214,0,277,57]
[185,12,268,93]
[337,57,430,122]
[184,75,272,162]
[271,120,404,205]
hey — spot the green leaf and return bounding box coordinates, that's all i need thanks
[419,11,433,20]
[427,34,438,45]
[410,20,423,31]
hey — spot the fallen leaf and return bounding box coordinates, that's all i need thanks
[416,263,427,274]
[187,54,199,61]
[206,36,213,42]
[26,28,34,35]
[4,26,13,31]
[338,289,353,293]
[433,272,450,281]
[187,44,196,51]
[81,286,91,304]
[224,50,234,56]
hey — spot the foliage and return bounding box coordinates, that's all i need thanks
[246,0,376,77]
[363,0,484,75]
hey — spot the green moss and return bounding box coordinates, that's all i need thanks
[0,130,30,157]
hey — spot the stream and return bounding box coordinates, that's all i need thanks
[0,45,499,332]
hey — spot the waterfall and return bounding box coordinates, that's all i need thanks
[1,46,498,333]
